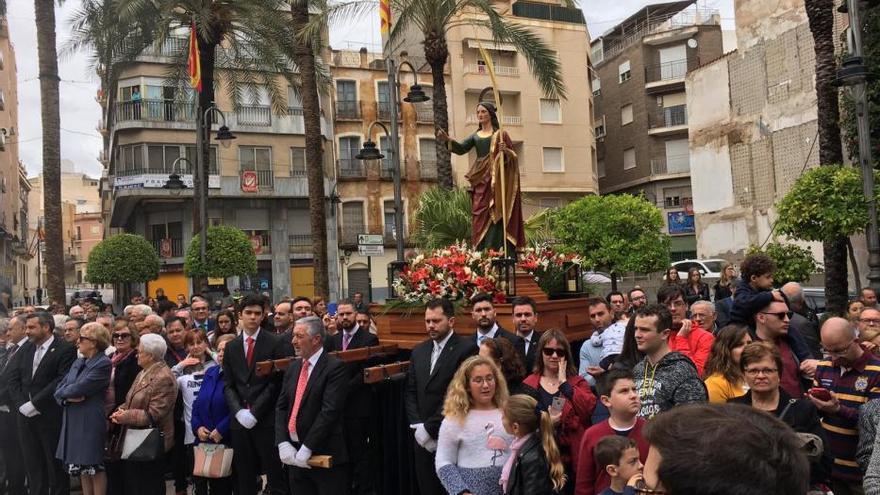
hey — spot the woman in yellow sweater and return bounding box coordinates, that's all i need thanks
[703,325,752,403]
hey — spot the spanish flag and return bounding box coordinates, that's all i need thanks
[379,0,391,35]
[188,21,202,92]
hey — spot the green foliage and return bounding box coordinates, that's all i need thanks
[748,242,820,286]
[87,233,160,283]
[411,187,473,250]
[775,165,880,241]
[549,194,670,274]
[841,5,880,165]
[184,226,257,278]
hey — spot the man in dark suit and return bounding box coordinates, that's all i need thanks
[8,311,76,495]
[326,300,379,495]
[0,316,28,495]
[471,293,526,358]
[276,316,349,495]
[191,297,216,333]
[405,298,478,495]
[223,295,289,495]
[511,296,541,373]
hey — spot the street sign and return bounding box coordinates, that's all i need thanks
[358,234,383,245]
[358,245,384,256]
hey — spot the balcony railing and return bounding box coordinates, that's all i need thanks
[465,64,520,76]
[242,230,272,254]
[339,160,366,178]
[650,155,690,175]
[288,234,312,255]
[644,57,699,84]
[416,107,434,123]
[420,160,438,180]
[379,161,406,180]
[336,100,361,120]
[151,238,184,258]
[377,101,392,121]
[236,105,271,126]
[115,100,196,123]
[649,105,687,129]
[240,169,275,189]
[512,1,585,24]
[115,163,219,177]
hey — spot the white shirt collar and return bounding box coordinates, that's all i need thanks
[478,323,499,338]
[434,329,454,352]
[307,347,323,369]
[345,324,359,337]
[38,335,54,352]
[243,328,261,341]
[11,336,27,348]
[519,329,534,341]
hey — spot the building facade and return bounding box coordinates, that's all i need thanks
[329,48,444,300]
[103,37,340,303]
[591,1,723,260]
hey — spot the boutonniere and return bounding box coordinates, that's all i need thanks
[50,348,56,353]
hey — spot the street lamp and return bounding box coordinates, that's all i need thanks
[163,156,193,192]
[194,104,236,272]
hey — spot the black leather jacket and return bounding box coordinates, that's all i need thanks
[506,433,557,495]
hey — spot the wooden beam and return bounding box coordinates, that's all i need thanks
[363,361,410,384]
[255,344,400,377]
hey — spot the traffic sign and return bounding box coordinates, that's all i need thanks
[358,234,383,245]
[358,245,384,256]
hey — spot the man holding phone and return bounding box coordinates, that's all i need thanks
[811,317,880,494]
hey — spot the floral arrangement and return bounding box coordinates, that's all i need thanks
[517,244,584,295]
[391,243,508,304]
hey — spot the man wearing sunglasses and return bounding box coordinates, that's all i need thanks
[811,317,880,494]
[751,299,816,399]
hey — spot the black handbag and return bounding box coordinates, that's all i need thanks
[120,413,164,462]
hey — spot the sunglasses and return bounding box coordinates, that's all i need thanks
[77,336,96,343]
[112,333,132,340]
[542,347,565,357]
[760,311,793,320]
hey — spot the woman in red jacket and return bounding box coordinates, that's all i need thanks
[523,329,596,493]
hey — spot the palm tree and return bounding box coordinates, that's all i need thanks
[388,0,567,189]
[805,0,847,314]
[411,186,472,249]
[114,0,332,296]
[34,0,65,304]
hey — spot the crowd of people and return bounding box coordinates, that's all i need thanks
[5,254,880,494]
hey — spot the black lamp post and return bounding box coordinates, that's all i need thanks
[194,105,236,269]
[492,257,517,300]
[164,156,192,191]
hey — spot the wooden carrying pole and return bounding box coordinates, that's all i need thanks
[254,344,400,377]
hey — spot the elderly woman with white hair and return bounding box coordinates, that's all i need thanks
[109,333,178,495]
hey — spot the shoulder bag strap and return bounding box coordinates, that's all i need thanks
[778,399,797,421]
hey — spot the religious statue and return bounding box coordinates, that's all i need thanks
[436,101,525,254]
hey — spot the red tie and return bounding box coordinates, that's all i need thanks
[245,337,255,368]
[287,360,310,438]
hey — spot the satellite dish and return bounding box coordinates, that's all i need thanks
[687,38,698,48]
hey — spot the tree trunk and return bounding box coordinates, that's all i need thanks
[424,30,453,189]
[806,0,848,314]
[35,0,65,305]
[847,237,862,293]
[291,2,330,298]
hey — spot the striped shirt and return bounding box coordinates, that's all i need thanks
[814,351,880,482]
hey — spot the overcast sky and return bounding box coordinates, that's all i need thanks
[7,0,734,179]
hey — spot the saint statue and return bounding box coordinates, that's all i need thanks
[436,102,525,254]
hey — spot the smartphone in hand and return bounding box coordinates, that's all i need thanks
[808,387,832,401]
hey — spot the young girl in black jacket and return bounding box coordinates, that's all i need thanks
[500,394,566,495]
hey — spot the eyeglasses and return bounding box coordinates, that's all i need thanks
[631,295,647,301]
[861,318,880,326]
[77,336,96,343]
[760,311,793,320]
[112,332,132,340]
[470,375,495,385]
[542,348,565,357]
[744,367,778,376]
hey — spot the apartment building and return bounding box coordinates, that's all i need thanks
[591,1,723,260]
[103,36,340,302]
[0,17,31,308]
[329,48,443,299]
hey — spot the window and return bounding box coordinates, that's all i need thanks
[336,80,358,118]
[542,147,563,172]
[184,145,219,174]
[539,197,562,209]
[590,42,604,65]
[419,138,437,179]
[290,147,306,176]
[75,226,82,240]
[598,160,606,178]
[623,147,636,170]
[664,187,692,209]
[377,81,391,119]
[342,201,365,243]
[539,99,561,123]
[592,77,601,97]
[383,200,402,241]
[595,115,606,138]
[621,104,633,126]
[618,60,631,83]
[338,136,362,174]
[148,144,181,173]
[378,135,394,177]
[239,146,274,189]
[287,87,303,110]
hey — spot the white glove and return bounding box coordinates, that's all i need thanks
[278,442,297,466]
[235,409,257,429]
[411,423,432,448]
[18,401,39,418]
[423,438,437,453]
[292,445,312,469]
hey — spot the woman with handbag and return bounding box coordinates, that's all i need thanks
[55,322,112,495]
[109,333,178,495]
[191,334,236,494]
[105,319,141,495]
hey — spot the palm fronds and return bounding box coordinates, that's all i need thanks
[411,187,473,249]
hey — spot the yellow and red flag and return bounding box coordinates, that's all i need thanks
[379,0,391,35]
[187,21,202,92]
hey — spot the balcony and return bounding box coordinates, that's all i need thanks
[115,163,219,178]
[420,160,438,180]
[114,100,196,125]
[240,169,275,190]
[339,160,366,179]
[379,161,407,180]
[336,100,361,120]
[236,105,272,126]
[650,155,690,176]
[648,105,688,135]
[512,1,585,24]
[464,64,520,77]
[151,237,184,258]
[644,57,700,92]
[416,107,434,123]
[242,230,272,254]
[288,234,312,256]
[465,114,522,126]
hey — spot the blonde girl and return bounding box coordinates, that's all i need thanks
[500,394,566,495]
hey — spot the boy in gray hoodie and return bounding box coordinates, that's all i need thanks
[630,304,707,419]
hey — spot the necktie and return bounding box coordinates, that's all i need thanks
[342,332,352,351]
[245,337,255,368]
[33,346,44,377]
[430,344,441,374]
[287,360,310,437]
[0,344,16,371]
[478,334,487,345]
